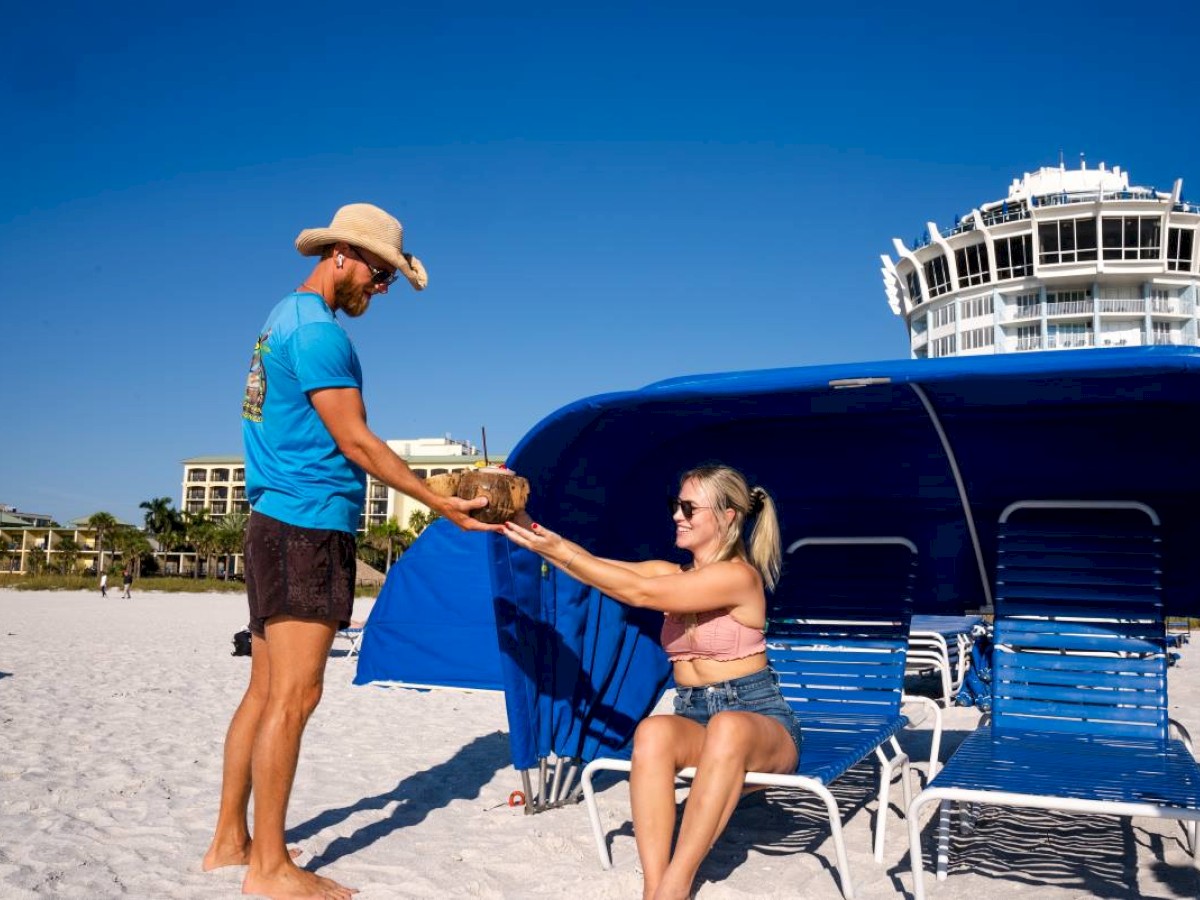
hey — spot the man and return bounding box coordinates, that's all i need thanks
[202,203,496,899]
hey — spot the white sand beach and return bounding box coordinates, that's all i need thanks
[1,588,1198,899]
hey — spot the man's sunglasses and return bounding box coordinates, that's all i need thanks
[669,497,712,520]
[348,246,399,286]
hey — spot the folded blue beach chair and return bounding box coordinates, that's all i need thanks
[581,536,922,900]
[906,500,1200,898]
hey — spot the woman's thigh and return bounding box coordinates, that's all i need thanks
[703,710,799,774]
[633,714,710,770]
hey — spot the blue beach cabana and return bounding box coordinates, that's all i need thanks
[354,519,503,691]
[487,347,1200,777]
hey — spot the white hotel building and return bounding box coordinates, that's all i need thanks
[880,163,1200,357]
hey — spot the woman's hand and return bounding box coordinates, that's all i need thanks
[502,519,572,568]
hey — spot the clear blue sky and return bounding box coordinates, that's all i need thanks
[2,1,1197,526]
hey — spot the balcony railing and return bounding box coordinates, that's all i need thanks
[1097,299,1144,314]
[1046,300,1092,316]
[1150,298,1192,315]
[1153,334,1181,345]
[981,204,1030,226]
[1047,334,1095,349]
[1015,336,1044,351]
[1013,304,1043,321]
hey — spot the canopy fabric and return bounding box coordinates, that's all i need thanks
[488,347,1200,769]
[354,519,503,691]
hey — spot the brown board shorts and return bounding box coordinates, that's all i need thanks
[245,510,356,636]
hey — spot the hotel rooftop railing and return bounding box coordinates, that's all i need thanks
[910,190,1198,249]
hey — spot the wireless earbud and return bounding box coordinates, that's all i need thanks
[336,253,345,268]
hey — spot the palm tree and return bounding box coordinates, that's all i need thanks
[363,519,405,572]
[216,512,249,579]
[87,511,118,575]
[140,497,183,570]
[185,511,220,579]
[110,526,153,577]
[55,535,81,575]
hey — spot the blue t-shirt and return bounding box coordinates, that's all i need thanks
[241,292,365,533]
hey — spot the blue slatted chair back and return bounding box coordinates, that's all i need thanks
[993,509,1166,741]
[768,539,917,726]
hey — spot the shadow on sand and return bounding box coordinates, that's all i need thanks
[287,730,510,869]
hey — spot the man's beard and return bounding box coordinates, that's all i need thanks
[334,276,371,317]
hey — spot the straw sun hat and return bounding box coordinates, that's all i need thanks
[295,203,428,290]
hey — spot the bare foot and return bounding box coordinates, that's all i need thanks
[243,862,357,899]
[203,840,303,871]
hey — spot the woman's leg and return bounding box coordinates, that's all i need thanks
[654,711,798,900]
[629,715,707,900]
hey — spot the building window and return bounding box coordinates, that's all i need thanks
[961,295,993,319]
[931,335,957,357]
[931,304,956,328]
[1038,217,1098,265]
[233,468,245,482]
[961,326,994,351]
[1167,227,1194,271]
[924,254,952,297]
[1102,216,1161,260]
[954,242,991,287]
[211,468,230,482]
[994,234,1033,280]
[905,269,923,305]
[1015,324,1042,351]
[187,469,207,482]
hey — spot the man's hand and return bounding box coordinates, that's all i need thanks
[439,495,504,532]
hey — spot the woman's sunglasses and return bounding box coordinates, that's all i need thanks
[669,497,712,520]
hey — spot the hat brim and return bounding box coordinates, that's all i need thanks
[296,227,428,291]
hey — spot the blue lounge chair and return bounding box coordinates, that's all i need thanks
[581,536,921,899]
[907,501,1200,898]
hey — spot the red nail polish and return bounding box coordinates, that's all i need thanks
[531,522,539,530]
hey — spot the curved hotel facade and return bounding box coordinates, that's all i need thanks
[880,163,1200,357]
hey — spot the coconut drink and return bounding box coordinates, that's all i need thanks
[425,465,530,524]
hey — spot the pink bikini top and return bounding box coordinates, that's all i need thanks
[660,609,767,662]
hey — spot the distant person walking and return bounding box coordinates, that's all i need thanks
[202,202,499,899]
[121,568,133,599]
[98,572,107,598]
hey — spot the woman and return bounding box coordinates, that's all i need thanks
[502,464,800,900]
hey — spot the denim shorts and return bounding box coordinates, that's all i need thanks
[672,667,803,760]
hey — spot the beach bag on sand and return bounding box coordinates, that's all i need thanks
[231,629,252,657]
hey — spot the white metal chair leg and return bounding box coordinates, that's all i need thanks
[813,782,856,899]
[908,793,935,900]
[581,758,626,869]
[935,801,952,881]
[871,738,911,862]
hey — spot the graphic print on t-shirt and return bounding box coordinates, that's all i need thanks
[241,333,270,422]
